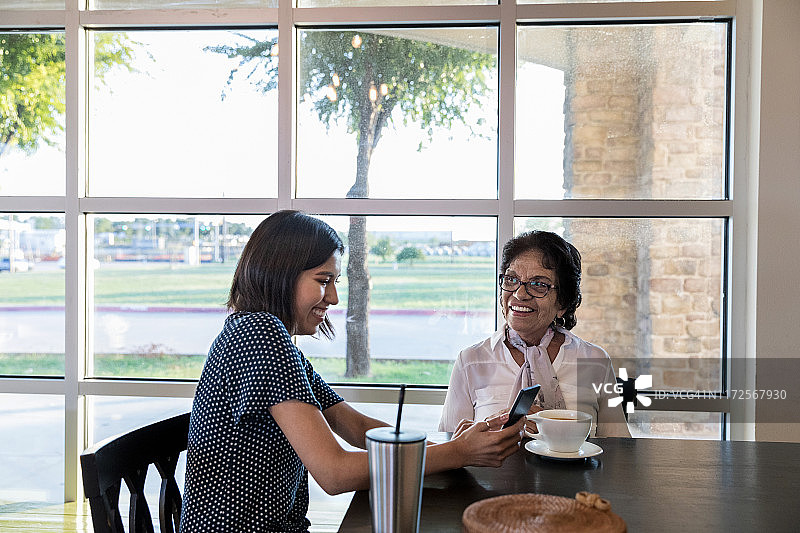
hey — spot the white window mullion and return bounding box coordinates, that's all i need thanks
[277,0,294,209]
[79,197,280,214]
[727,0,757,441]
[515,0,736,23]
[64,1,87,503]
[497,0,516,282]
[79,8,279,28]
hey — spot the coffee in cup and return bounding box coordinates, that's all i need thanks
[527,409,592,453]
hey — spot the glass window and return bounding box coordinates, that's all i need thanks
[0,32,65,196]
[299,0,493,7]
[90,0,276,9]
[0,214,65,376]
[296,28,498,199]
[1,0,64,7]
[0,394,64,502]
[89,396,193,444]
[350,402,443,434]
[89,215,261,379]
[516,22,728,199]
[297,215,496,385]
[627,411,723,440]
[519,0,720,4]
[88,29,278,198]
[515,217,724,392]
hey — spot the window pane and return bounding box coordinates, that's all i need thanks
[298,216,496,385]
[627,411,722,440]
[300,0,492,6]
[91,0,275,9]
[0,32,65,196]
[88,30,278,198]
[1,0,64,7]
[515,217,723,391]
[90,215,261,379]
[89,396,192,444]
[0,394,64,502]
[296,28,498,199]
[520,0,720,4]
[350,402,443,434]
[516,23,727,199]
[0,214,65,376]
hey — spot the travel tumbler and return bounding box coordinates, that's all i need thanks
[365,426,427,533]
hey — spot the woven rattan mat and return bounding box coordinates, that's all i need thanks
[462,492,626,533]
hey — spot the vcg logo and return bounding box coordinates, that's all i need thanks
[592,368,653,413]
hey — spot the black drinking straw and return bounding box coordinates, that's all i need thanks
[395,384,406,434]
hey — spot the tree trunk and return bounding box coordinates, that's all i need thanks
[345,215,371,376]
[344,67,397,377]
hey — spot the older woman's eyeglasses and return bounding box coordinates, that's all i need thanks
[498,274,557,298]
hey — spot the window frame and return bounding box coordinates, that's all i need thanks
[0,0,750,503]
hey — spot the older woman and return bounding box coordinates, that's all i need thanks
[439,230,630,438]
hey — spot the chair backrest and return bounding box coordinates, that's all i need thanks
[80,412,190,533]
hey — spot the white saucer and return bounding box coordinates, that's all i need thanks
[524,439,603,461]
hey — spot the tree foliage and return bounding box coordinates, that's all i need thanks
[0,32,136,158]
[299,31,495,145]
[209,29,496,375]
[370,237,394,262]
[396,246,424,265]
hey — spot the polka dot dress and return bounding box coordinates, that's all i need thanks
[180,312,344,533]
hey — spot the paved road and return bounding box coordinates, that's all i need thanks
[0,308,495,360]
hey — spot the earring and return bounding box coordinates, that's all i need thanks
[553,316,566,328]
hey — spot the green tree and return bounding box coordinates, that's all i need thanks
[94,217,114,234]
[0,32,135,162]
[370,237,394,262]
[209,30,495,376]
[30,216,64,230]
[396,246,424,266]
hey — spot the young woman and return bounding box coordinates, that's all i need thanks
[180,210,524,533]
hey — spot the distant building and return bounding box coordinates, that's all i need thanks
[19,229,66,260]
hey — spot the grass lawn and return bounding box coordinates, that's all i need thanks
[1,256,484,384]
[0,353,454,385]
[0,256,495,310]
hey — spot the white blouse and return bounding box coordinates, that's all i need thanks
[438,326,631,438]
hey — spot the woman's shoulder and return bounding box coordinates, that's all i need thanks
[226,311,289,336]
[457,334,503,365]
[215,312,294,357]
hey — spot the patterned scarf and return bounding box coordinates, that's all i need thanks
[506,326,567,410]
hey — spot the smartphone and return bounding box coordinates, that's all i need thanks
[501,385,541,429]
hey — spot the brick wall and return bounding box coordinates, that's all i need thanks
[558,24,725,395]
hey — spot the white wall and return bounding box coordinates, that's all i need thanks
[755,0,800,442]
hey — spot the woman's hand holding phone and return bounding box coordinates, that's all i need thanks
[450,414,525,468]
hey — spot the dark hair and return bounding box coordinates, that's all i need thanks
[227,210,344,339]
[500,230,582,330]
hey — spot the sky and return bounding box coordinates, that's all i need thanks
[1,29,567,241]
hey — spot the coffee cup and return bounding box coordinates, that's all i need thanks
[527,409,592,453]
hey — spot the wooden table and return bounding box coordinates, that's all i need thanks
[337,437,800,532]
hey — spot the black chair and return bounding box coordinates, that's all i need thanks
[80,412,190,533]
